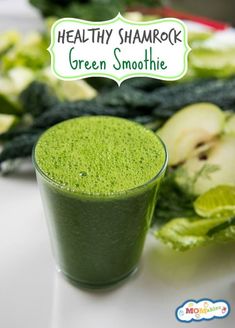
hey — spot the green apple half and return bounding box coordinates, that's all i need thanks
[176,135,235,195]
[158,103,225,166]
[224,114,235,136]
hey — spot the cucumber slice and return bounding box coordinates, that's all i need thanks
[190,48,235,77]
[8,67,34,93]
[188,30,213,43]
[57,80,97,101]
[41,68,97,101]
[0,114,19,134]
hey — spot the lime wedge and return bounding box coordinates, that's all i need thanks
[0,114,18,134]
[194,185,235,218]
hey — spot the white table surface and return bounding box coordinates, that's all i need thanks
[1,162,235,328]
[1,1,235,327]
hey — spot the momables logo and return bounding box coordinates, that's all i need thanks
[176,299,230,323]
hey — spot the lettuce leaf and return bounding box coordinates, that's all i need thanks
[155,216,228,251]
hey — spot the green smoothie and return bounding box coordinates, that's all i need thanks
[34,116,167,287]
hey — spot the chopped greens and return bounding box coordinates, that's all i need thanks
[152,169,195,226]
[154,185,235,251]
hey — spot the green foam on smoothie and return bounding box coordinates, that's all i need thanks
[35,116,166,195]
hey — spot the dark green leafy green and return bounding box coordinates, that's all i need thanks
[0,133,42,170]
[1,77,235,172]
[152,169,196,226]
[98,77,235,119]
[20,81,59,117]
[153,77,235,116]
[0,127,43,142]
[33,101,137,128]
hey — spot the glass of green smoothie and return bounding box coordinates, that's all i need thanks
[33,116,167,288]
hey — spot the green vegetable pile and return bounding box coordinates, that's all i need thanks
[155,185,235,251]
[0,26,97,132]
[152,100,235,250]
[29,0,160,21]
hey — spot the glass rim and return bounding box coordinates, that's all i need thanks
[32,121,168,199]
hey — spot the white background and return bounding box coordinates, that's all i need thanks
[0,1,235,327]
